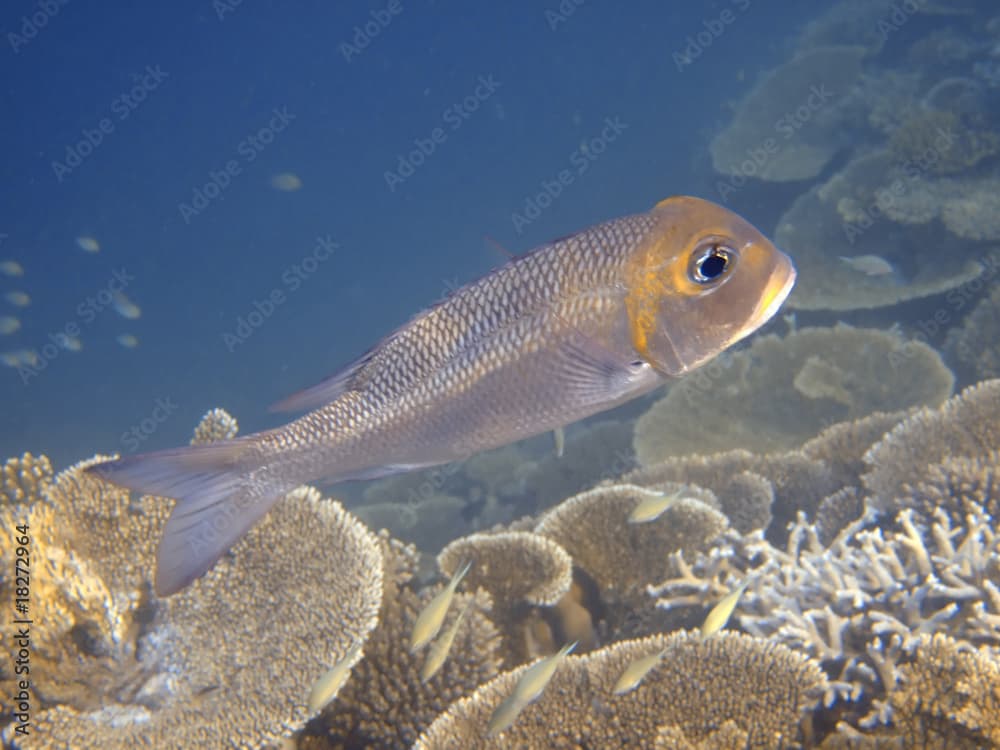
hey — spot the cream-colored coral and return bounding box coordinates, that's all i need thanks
[710,46,866,181]
[863,379,1000,517]
[945,282,1000,381]
[189,407,238,445]
[438,531,572,608]
[887,633,1000,747]
[1,458,385,749]
[413,631,828,749]
[634,326,951,462]
[801,410,908,491]
[776,151,985,311]
[304,535,503,749]
[1,452,53,504]
[534,485,727,597]
[627,449,838,547]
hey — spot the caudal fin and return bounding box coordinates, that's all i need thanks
[85,440,283,596]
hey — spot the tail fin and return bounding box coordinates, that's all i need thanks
[85,440,283,596]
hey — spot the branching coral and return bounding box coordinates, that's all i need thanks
[634,326,950,462]
[709,45,866,181]
[302,534,503,749]
[651,507,1000,728]
[413,631,828,749]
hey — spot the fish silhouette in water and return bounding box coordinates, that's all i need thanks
[87,196,796,595]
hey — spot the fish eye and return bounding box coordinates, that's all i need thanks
[690,244,734,284]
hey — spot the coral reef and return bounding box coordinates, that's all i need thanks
[945,283,1000,381]
[0,464,384,749]
[413,631,828,749]
[776,151,987,311]
[863,379,1000,518]
[534,484,727,600]
[437,531,572,608]
[189,407,239,445]
[301,535,503,749]
[634,326,951,462]
[710,45,866,182]
[1,453,52,504]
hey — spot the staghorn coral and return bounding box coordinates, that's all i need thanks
[413,630,828,749]
[709,45,866,182]
[1,465,384,749]
[815,486,866,548]
[1,452,52,504]
[189,406,238,445]
[534,484,727,600]
[301,534,503,749]
[863,379,1000,517]
[776,150,986,311]
[651,505,1000,729]
[899,451,1000,526]
[634,326,950,461]
[437,531,572,608]
[945,279,1000,381]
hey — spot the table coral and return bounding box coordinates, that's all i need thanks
[709,45,866,182]
[634,326,951,461]
[413,631,827,750]
[1,466,384,749]
[302,533,502,749]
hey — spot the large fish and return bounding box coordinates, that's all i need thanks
[87,196,795,595]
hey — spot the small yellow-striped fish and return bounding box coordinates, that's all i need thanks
[410,561,472,652]
[0,260,24,277]
[700,581,749,639]
[611,646,669,694]
[627,487,683,524]
[839,254,893,276]
[420,600,471,683]
[0,316,21,335]
[4,291,29,307]
[307,641,364,713]
[117,333,139,349]
[487,640,577,735]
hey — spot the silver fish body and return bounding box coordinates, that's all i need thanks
[88,196,796,595]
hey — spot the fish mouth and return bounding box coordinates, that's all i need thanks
[752,253,797,327]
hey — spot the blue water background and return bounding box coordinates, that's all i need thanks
[1,0,826,472]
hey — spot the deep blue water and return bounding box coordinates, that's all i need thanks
[1,0,826,470]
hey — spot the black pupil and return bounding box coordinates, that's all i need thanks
[698,249,728,280]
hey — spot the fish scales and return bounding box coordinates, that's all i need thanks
[86,197,795,595]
